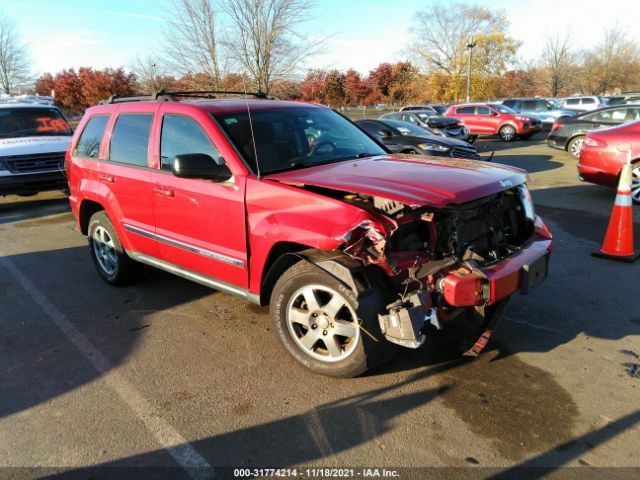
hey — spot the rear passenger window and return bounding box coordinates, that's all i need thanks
[109,114,153,167]
[75,115,109,158]
[456,107,475,114]
[160,115,220,170]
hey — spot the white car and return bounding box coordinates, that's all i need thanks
[559,96,606,111]
[0,103,73,196]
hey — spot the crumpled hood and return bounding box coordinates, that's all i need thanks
[0,136,72,156]
[266,155,527,208]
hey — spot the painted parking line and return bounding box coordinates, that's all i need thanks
[0,252,214,480]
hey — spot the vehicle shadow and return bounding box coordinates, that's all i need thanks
[0,195,70,225]
[477,132,547,153]
[489,154,563,174]
[0,246,212,420]
[488,410,640,480]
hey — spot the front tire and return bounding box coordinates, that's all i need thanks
[270,260,393,377]
[632,165,640,205]
[568,135,585,159]
[499,125,516,142]
[88,211,142,286]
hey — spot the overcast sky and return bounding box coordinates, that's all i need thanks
[1,0,639,75]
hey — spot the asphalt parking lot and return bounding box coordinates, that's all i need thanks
[1,132,639,479]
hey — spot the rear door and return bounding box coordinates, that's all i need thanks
[99,105,159,258]
[476,106,499,133]
[149,105,248,288]
[453,106,478,131]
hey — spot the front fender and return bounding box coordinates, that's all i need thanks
[246,177,392,294]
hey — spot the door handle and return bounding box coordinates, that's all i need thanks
[99,173,115,183]
[153,185,175,197]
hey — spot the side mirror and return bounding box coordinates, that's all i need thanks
[491,111,499,116]
[172,154,232,182]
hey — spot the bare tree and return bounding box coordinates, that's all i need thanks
[130,56,175,92]
[163,0,222,87]
[0,13,31,95]
[223,0,317,95]
[409,3,509,76]
[540,32,580,97]
[583,28,640,94]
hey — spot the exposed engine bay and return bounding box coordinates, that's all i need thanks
[300,183,541,352]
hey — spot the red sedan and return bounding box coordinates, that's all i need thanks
[577,120,640,203]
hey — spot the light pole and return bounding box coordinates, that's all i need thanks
[466,40,477,103]
[151,63,157,90]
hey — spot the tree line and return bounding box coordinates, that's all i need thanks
[2,1,640,115]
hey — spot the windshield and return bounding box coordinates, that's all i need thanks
[489,104,517,114]
[382,119,436,138]
[0,107,72,139]
[431,105,447,115]
[214,107,386,174]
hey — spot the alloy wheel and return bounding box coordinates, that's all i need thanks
[286,284,360,363]
[570,138,585,158]
[92,226,118,276]
[632,166,640,204]
[500,126,515,141]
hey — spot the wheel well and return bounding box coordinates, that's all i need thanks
[565,134,585,151]
[259,242,314,305]
[79,200,104,235]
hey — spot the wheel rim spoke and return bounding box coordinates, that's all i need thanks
[324,336,343,358]
[323,294,345,318]
[300,331,318,350]
[333,320,357,338]
[301,286,321,311]
[289,307,309,326]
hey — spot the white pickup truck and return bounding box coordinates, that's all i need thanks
[0,103,73,196]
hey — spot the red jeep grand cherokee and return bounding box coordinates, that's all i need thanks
[66,92,552,377]
[445,103,541,142]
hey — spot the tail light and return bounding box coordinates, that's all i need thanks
[551,122,563,131]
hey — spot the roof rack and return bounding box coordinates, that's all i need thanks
[100,90,268,105]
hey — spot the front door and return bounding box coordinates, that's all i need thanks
[150,110,248,289]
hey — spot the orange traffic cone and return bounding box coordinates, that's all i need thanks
[592,163,639,262]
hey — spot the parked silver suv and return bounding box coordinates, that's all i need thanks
[559,96,606,111]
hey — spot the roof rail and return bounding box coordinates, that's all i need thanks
[99,89,268,105]
[168,90,268,99]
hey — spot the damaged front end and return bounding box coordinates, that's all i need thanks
[337,185,552,352]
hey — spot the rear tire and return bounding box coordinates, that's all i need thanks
[499,125,516,142]
[567,135,585,159]
[88,211,142,286]
[270,260,394,377]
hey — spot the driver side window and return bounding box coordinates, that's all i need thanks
[160,115,221,171]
